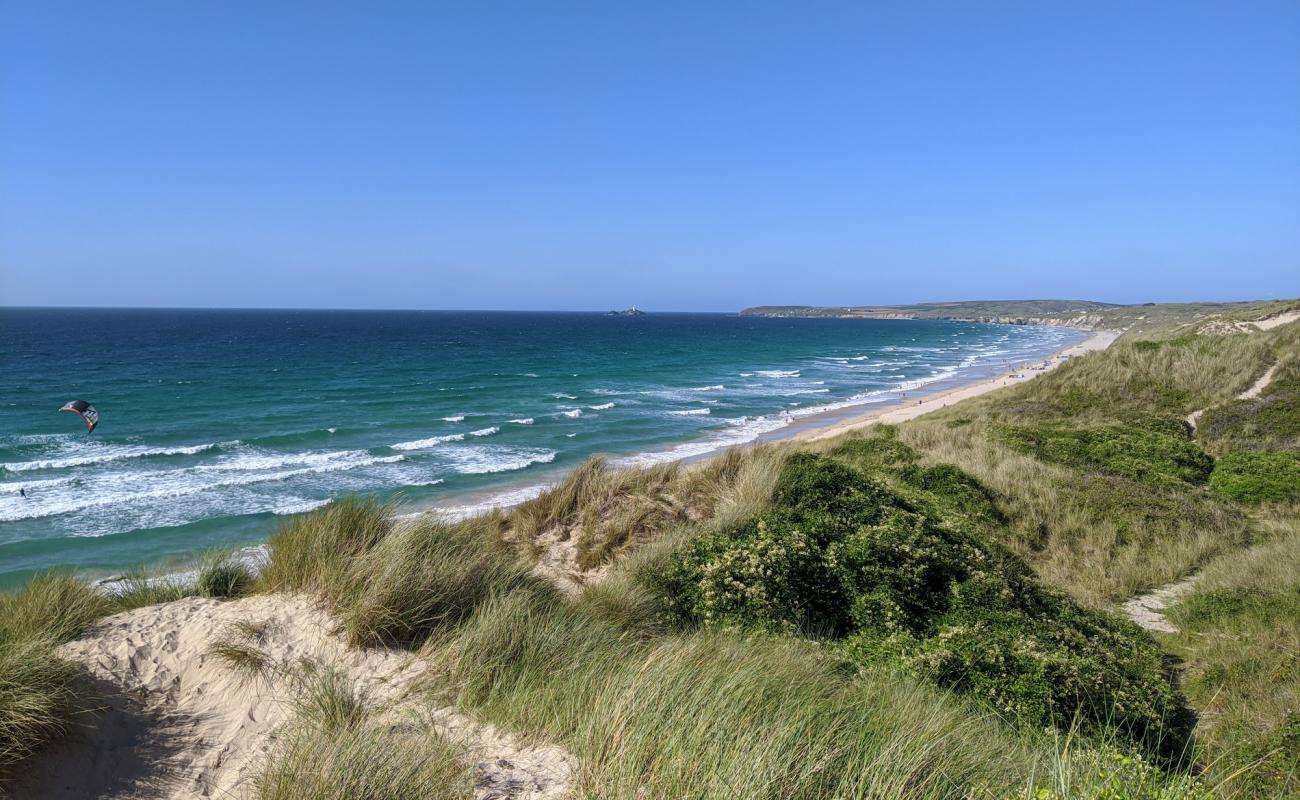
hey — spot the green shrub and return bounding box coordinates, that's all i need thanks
[901,463,1006,532]
[659,454,1192,758]
[830,428,919,471]
[1209,450,1300,504]
[1000,419,1213,489]
[662,518,837,635]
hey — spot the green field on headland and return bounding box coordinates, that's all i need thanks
[3,297,1299,799]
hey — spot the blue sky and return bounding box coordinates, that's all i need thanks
[2,2,1297,311]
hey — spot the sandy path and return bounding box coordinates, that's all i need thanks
[14,595,572,800]
[794,329,1120,442]
[1186,362,1279,434]
[1121,576,1200,634]
[1252,310,1300,330]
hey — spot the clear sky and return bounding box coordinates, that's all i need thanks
[2,2,1298,311]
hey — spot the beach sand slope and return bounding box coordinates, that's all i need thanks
[13,595,572,800]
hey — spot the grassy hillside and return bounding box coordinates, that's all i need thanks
[3,300,1299,798]
[741,297,1300,337]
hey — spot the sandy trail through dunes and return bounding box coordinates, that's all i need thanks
[13,594,572,800]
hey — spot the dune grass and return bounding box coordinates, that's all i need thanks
[258,497,394,599]
[506,445,788,570]
[0,573,112,772]
[0,550,260,776]
[253,663,472,800]
[1165,510,1300,798]
[256,719,472,800]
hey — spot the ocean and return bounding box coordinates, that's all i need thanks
[0,308,1081,587]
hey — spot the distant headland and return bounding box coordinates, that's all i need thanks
[607,306,647,316]
[738,298,1300,333]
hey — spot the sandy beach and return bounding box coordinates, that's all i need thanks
[406,328,1120,522]
[792,329,1121,442]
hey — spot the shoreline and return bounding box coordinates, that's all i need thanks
[86,325,1116,587]
[409,326,1115,522]
[790,328,1120,442]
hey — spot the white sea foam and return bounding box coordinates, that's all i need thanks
[670,408,711,416]
[559,409,582,418]
[689,384,725,391]
[508,418,535,425]
[433,484,550,522]
[273,497,331,515]
[588,402,614,410]
[757,369,800,378]
[438,446,556,476]
[551,393,577,400]
[2,442,218,472]
[392,434,464,450]
[441,415,465,422]
[469,427,499,437]
[780,388,831,396]
[0,451,406,524]
[612,414,786,469]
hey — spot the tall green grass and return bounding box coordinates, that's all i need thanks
[252,664,472,800]
[258,497,393,600]
[1165,512,1300,798]
[0,573,112,771]
[506,445,788,570]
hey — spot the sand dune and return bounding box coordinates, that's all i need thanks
[14,594,572,800]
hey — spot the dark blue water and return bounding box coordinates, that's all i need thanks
[0,308,1079,586]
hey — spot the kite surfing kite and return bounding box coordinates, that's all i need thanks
[60,400,99,433]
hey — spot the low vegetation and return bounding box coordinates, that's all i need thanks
[1165,512,1300,797]
[658,452,1192,759]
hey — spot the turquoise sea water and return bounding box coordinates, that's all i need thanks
[0,309,1080,587]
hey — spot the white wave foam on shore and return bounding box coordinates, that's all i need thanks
[0,451,406,524]
[438,446,556,475]
[392,434,464,450]
[430,483,550,522]
[3,442,218,473]
[273,497,332,515]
